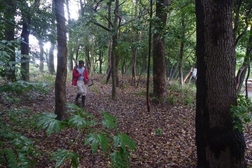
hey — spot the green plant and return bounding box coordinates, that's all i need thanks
[35,104,137,168]
[0,112,40,167]
[0,81,50,103]
[154,128,163,135]
[0,81,50,94]
[231,94,252,132]
[167,81,196,106]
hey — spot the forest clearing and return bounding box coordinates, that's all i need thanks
[1,74,252,168]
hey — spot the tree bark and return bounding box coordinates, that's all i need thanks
[54,0,67,120]
[111,0,119,99]
[20,20,30,81]
[195,0,246,167]
[152,0,170,101]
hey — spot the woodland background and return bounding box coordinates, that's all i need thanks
[1,0,252,167]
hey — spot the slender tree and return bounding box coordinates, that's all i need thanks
[20,1,31,81]
[48,0,56,75]
[54,0,67,120]
[195,0,246,167]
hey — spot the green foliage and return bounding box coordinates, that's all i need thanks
[35,105,136,168]
[101,111,118,129]
[51,149,79,168]
[0,105,43,167]
[231,94,252,132]
[85,133,110,153]
[154,128,163,135]
[111,148,130,168]
[36,113,63,136]
[113,134,136,152]
[167,81,196,107]
[0,80,48,95]
[0,80,50,104]
[0,118,40,167]
[0,39,20,79]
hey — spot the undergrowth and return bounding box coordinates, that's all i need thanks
[0,80,136,168]
[167,81,196,107]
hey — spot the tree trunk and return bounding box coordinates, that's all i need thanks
[111,0,119,99]
[131,0,138,86]
[21,21,30,81]
[48,43,55,74]
[152,0,170,101]
[236,25,252,93]
[54,0,67,120]
[179,16,185,85]
[107,2,112,74]
[195,0,246,167]
[39,40,44,72]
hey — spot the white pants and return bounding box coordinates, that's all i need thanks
[77,80,87,96]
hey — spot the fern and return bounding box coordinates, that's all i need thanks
[101,111,117,129]
[113,134,137,152]
[68,115,96,129]
[5,148,18,168]
[111,148,130,168]
[84,133,110,153]
[51,149,79,168]
[36,113,63,136]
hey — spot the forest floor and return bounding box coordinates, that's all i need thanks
[1,74,252,168]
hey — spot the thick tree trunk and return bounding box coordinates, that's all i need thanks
[152,0,170,101]
[195,0,246,167]
[54,0,67,120]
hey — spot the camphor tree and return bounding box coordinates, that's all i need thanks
[195,0,246,167]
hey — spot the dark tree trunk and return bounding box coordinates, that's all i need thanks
[152,0,170,101]
[195,0,246,167]
[111,0,119,99]
[21,21,30,81]
[54,0,67,120]
[99,50,103,74]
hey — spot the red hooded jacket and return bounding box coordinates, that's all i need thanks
[72,66,89,86]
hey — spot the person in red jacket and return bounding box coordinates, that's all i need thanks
[72,60,89,107]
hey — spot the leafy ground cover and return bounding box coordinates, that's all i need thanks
[1,74,252,168]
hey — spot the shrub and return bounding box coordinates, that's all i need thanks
[231,94,252,132]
